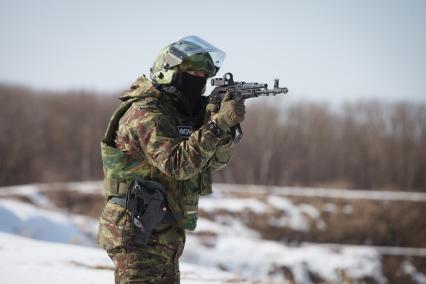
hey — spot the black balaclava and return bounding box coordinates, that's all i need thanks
[174,72,207,116]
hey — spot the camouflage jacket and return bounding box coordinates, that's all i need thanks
[100,75,233,231]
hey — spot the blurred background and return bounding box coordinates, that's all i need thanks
[0,0,425,283]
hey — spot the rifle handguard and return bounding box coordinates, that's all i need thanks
[208,72,288,143]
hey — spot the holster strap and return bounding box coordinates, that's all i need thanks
[108,196,178,226]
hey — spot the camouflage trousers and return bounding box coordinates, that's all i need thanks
[98,200,186,284]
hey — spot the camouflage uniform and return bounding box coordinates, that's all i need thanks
[97,69,233,283]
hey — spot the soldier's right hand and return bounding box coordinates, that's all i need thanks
[212,93,246,131]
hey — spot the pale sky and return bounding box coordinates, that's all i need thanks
[1,0,425,103]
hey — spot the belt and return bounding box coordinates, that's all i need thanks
[104,179,129,196]
[109,196,178,226]
[110,196,126,207]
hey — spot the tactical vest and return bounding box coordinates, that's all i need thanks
[100,77,212,231]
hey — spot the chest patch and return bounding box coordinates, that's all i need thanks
[177,126,193,138]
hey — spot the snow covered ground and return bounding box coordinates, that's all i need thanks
[0,199,94,246]
[0,232,241,284]
[213,183,426,202]
[0,182,425,283]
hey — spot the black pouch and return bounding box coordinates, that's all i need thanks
[124,178,167,247]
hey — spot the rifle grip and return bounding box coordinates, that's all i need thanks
[230,123,243,144]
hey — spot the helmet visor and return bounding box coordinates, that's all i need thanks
[166,35,226,69]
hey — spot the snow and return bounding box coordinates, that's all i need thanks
[194,216,260,238]
[323,202,338,213]
[199,197,268,214]
[199,195,324,232]
[267,196,320,220]
[0,232,113,284]
[266,196,318,231]
[65,181,104,194]
[401,260,426,284]
[216,183,426,202]
[303,242,426,257]
[315,219,327,231]
[70,214,101,242]
[183,235,386,284]
[267,195,294,210]
[298,203,320,219]
[0,184,52,207]
[0,181,103,197]
[342,204,353,214]
[0,232,240,284]
[2,181,425,283]
[3,181,426,201]
[185,195,387,283]
[269,214,310,231]
[0,199,94,246]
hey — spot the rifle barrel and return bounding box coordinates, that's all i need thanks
[238,82,268,89]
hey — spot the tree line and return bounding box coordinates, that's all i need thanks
[0,85,116,185]
[218,100,426,191]
[1,85,425,191]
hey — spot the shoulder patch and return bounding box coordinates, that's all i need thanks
[177,126,193,139]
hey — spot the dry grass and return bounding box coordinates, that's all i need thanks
[381,256,426,284]
[1,194,35,205]
[43,185,106,218]
[220,191,426,248]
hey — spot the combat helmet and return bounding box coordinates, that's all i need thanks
[150,36,226,85]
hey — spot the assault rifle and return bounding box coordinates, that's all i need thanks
[208,72,288,143]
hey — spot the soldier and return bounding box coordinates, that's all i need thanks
[97,36,245,283]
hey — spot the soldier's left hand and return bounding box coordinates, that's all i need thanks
[204,103,219,124]
[206,103,219,116]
